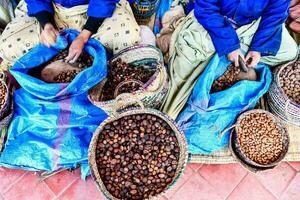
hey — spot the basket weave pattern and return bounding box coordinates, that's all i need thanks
[88,108,188,200]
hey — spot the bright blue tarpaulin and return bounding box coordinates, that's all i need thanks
[0,29,108,177]
[177,54,272,154]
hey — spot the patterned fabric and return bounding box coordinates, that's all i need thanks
[0,0,140,70]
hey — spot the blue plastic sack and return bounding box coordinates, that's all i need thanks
[153,0,172,35]
[176,54,272,154]
[0,29,108,173]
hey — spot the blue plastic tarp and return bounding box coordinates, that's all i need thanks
[177,54,272,154]
[0,29,108,177]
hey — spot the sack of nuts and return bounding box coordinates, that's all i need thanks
[88,107,188,200]
[211,64,257,93]
[267,60,300,127]
[89,45,169,115]
[230,109,289,171]
[39,49,94,83]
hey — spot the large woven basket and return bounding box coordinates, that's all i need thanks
[88,107,188,200]
[232,109,289,170]
[267,61,300,127]
[88,45,169,116]
[0,72,11,120]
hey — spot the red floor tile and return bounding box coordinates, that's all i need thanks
[2,172,55,200]
[58,176,106,200]
[198,164,247,198]
[0,168,27,193]
[280,173,300,200]
[44,169,80,196]
[170,173,223,200]
[227,174,276,200]
[164,165,194,199]
[288,161,300,171]
[188,163,202,172]
[254,162,296,198]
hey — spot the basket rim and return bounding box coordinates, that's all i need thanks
[0,79,10,112]
[274,61,300,108]
[88,108,188,200]
[234,109,289,168]
[88,62,167,106]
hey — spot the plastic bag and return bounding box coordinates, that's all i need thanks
[176,54,272,154]
[0,29,108,174]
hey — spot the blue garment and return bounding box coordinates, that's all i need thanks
[194,0,291,56]
[25,0,122,18]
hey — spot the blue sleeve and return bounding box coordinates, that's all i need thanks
[87,0,120,18]
[25,0,54,15]
[194,0,240,56]
[250,0,291,56]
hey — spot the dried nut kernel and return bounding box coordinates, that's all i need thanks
[279,62,300,104]
[0,82,7,111]
[101,58,155,101]
[96,114,180,199]
[50,49,93,83]
[238,113,284,165]
[211,64,241,93]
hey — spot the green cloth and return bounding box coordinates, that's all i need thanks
[161,11,298,119]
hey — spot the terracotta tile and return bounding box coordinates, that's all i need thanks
[281,173,300,200]
[3,172,55,200]
[198,164,247,198]
[188,163,202,172]
[227,174,276,200]
[0,167,27,193]
[164,165,194,198]
[44,169,80,195]
[254,162,296,198]
[171,173,222,200]
[58,176,106,200]
[288,162,300,171]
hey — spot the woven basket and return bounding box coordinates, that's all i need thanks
[88,45,169,116]
[88,107,188,200]
[232,109,289,170]
[132,0,160,24]
[229,129,276,173]
[267,61,300,127]
[0,72,11,120]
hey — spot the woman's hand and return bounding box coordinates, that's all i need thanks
[65,29,92,63]
[227,49,245,67]
[245,51,261,68]
[40,23,59,47]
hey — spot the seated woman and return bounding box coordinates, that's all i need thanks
[161,0,298,119]
[0,0,141,70]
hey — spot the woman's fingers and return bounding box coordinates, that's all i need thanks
[69,52,80,63]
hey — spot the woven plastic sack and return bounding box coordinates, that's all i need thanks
[177,54,272,154]
[0,29,108,174]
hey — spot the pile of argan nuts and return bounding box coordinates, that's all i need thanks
[96,114,180,199]
[101,58,155,101]
[0,82,7,111]
[237,112,284,165]
[279,61,300,104]
[211,64,240,92]
[53,69,78,83]
[52,49,93,83]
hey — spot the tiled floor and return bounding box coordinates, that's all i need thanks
[0,162,299,200]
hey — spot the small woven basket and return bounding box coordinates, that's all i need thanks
[0,72,11,119]
[132,0,160,24]
[232,109,289,170]
[88,106,188,200]
[88,45,169,116]
[267,61,300,127]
